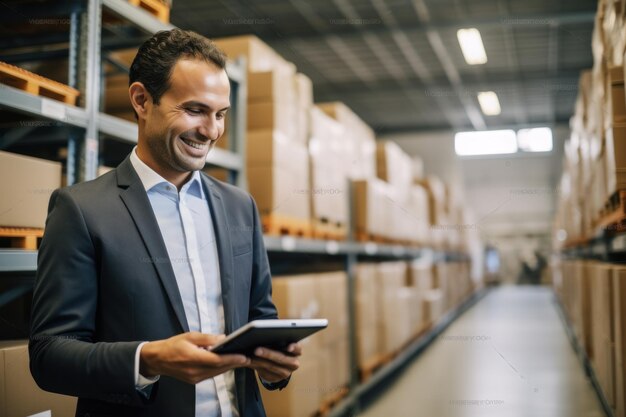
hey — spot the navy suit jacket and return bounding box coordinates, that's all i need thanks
[29,156,280,417]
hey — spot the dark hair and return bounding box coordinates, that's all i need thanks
[129,29,227,105]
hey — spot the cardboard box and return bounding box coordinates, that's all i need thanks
[420,289,445,325]
[407,260,434,291]
[0,341,77,417]
[352,178,385,238]
[315,272,348,346]
[376,141,413,195]
[355,264,380,367]
[605,123,626,194]
[608,65,626,126]
[316,102,376,179]
[213,35,285,73]
[246,131,310,218]
[614,266,626,417]
[591,264,615,408]
[260,354,322,417]
[0,151,62,228]
[376,262,409,354]
[247,101,298,141]
[248,68,296,105]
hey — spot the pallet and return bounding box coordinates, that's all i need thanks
[261,214,312,238]
[311,218,347,241]
[0,227,44,250]
[127,0,170,22]
[316,386,349,416]
[0,61,79,105]
[595,190,626,233]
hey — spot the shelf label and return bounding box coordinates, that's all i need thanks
[364,242,378,255]
[281,236,296,252]
[325,241,339,254]
[41,98,66,120]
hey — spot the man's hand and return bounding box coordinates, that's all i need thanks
[248,343,302,383]
[140,332,250,384]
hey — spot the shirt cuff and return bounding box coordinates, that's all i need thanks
[135,342,160,389]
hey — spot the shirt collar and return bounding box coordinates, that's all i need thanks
[129,146,203,198]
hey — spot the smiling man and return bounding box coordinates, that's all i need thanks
[29,29,299,417]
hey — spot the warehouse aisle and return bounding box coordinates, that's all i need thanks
[358,286,605,417]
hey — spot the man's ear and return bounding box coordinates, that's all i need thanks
[129,81,151,121]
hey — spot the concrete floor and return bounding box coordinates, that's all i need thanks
[358,286,606,417]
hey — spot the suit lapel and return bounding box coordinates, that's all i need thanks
[201,175,235,334]
[116,157,190,333]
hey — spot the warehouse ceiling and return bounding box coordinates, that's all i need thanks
[170,0,596,134]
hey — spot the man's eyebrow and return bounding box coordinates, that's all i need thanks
[181,101,230,112]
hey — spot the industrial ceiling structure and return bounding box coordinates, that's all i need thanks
[170,0,597,133]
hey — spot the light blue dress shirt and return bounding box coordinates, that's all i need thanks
[130,148,238,417]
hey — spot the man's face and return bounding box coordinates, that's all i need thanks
[142,58,230,174]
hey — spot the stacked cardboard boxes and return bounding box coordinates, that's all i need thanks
[308,106,349,227]
[355,264,381,369]
[263,272,349,416]
[316,102,376,180]
[215,35,312,224]
[0,341,77,417]
[0,151,62,229]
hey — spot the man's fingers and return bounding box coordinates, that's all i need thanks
[249,358,292,380]
[254,347,300,369]
[185,332,226,347]
[286,343,302,356]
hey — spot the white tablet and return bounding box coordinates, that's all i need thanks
[210,319,328,355]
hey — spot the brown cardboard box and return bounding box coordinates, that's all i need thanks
[316,102,376,179]
[246,131,310,219]
[376,141,413,195]
[352,178,386,238]
[420,289,445,325]
[605,123,626,194]
[376,262,408,354]
[247,101,298,141]
[315,272,348,346]
[0,341,77,417]
[0,151,62,228]
[248,68,296,105]
[247,165,310,219]
[591,264,615,409]
[355,264,380,368]
[294,73,313,146]
[614,266,626,417]
[213,35,285,73]
[260,354,322,417]
[576,261,594,359]
[609,65,626,126]
[407,260,434,291]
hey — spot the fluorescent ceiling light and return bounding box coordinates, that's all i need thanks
[457,28,488,65]
[455,130,517,156]
[517,127,553,152]
[477,91,501,116]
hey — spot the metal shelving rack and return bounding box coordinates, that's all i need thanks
[0,2,476,416]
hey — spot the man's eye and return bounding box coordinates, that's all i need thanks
[187,108,203,115]
[216,112,225,120]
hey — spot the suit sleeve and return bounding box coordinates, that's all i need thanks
[29,188,152,406]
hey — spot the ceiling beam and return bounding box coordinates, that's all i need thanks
[369,0,461,129]
[312,68,585,97]
[411,0,486,129]
[256,10,595,41]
